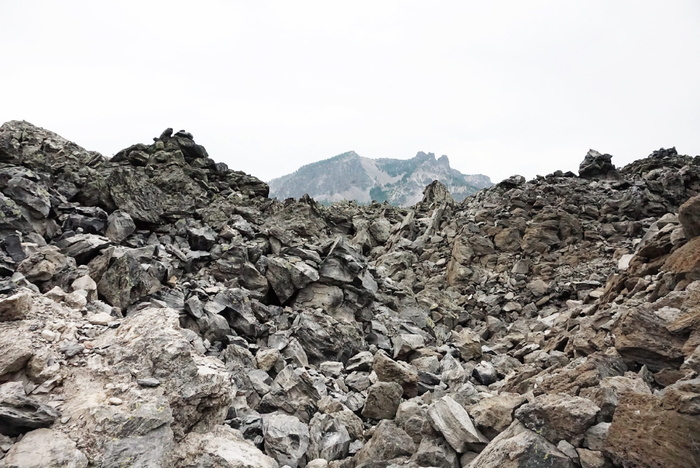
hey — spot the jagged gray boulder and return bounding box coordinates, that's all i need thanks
[466,421,574,468]
[306,412,352,461]
[352,420,416,468]
[263,412,310,468]
[105,209,136,242]
[578,149,618,179]
[97,249,162,309]
[0,382,59,436]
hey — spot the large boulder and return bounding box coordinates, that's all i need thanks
[427,396,488,453]
[466,421,574,468]
[514,393,600,445]
[361,381,404,420]
[1,428,88,468]
[604,391,700,468]
[262,412,310,468]
[678,194,700,238]
[306,412,352,462]
[174,425,278,468]
[578,150,618,179]
[352,420,416,468]
[97,250,162,309]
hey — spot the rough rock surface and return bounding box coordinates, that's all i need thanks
[0,120,699,467]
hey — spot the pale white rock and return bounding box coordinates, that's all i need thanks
[87,312,114,326]
[174,425,278,468]
[306,459,329,468]
[41,329,57,341]
[0,290,33,321]
[617,254,634,271]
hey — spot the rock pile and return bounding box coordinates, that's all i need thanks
[0,120,699,467]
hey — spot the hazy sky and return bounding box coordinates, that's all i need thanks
[3,1,700,183]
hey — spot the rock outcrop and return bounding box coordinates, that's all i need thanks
[0,120,698,467]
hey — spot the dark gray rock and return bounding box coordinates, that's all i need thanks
[258,365,324,422]
[63,206,108,235]
[307,412,352,461]
[0,382,59,436]
[472,361,498,385]
[579,150,618,179]
[263,412,310,468]
[352,420,416,468]
[679,194,700,238]
[412,434,460,468]
[55,233,110,264]
[105,209,136,243]
[0,167,51,219]
[97,250,162,309]
[361,381,404,420]
[292,309,365,365]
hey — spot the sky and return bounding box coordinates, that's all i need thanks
[2,1,700,183]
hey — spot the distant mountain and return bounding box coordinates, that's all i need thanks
[268,151,492,206]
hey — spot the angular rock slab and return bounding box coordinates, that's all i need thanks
[0,382,59,436]
[0,326,33,379]
[352,420,416,468]
[373,351,419,398]
[466,421,573,468]
[427,395,487,453]
[1,428,88,468]
[469,392,528,439]
[97,251,162,309]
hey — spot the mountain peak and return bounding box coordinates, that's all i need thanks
[269,151,492,206]
[414,151,436,161]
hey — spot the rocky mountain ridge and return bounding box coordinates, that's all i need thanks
[268,151,492,206]
[0,120,698,467]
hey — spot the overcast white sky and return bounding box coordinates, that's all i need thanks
[3,1,700,183]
